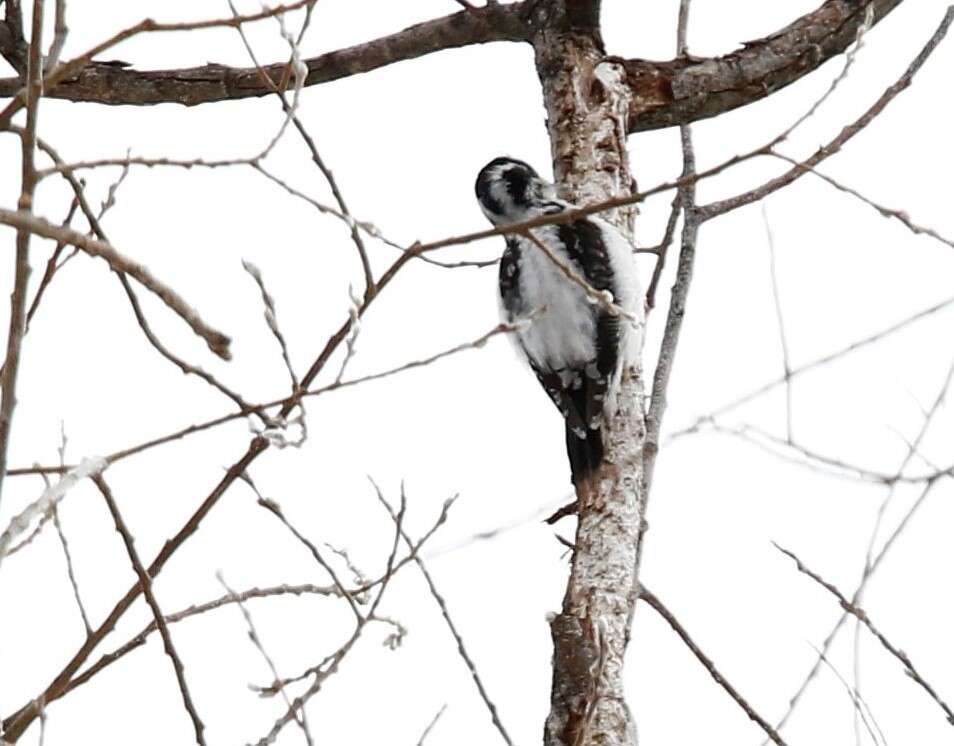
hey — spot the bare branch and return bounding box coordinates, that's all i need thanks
[643,192,681,310]
[0,457,106,570]
[810,643,887,746]
[0,1,913,143]
[373,482,514,746]
[624,0,903,133]
[217,572,313,746]
[644,124,698,492]
[9,317,524,479]
[775,544,954,726]
[761,207,795,441]
[769,152,954,250]
[640,587,789,745]
[0,441,267,743]
[0,0,318,123]
[225,8,376,301]
[51,503,92,637]
[416,704,448,746]
[64,583,343,698]
[0,0,42,511]
[246,473,363,622]
[699,7,954,219]
[44,0,68,73]
[0,207,232,359]
[692,420,952,485]
[670,294,954,436]
[251,485,451,746]
[766,354,954,740]
[242,260,300,390]
[0,4,530,107]
[94,475,207,745]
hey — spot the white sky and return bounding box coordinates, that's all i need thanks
[1,1,953,744]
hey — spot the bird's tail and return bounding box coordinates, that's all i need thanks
[565,422,604,490]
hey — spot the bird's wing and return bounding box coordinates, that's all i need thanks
[560,218,622,427]
[527,361,589,440]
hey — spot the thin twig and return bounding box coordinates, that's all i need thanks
[242,260,300,389]
[95,475,207,745]
[24,133,254,406]
[51,505,92,637]
[10,319,526,477]
[767,353,954,739]
[244,473,363,622]
[640,587,788,745]
[373,481,514,746]
[809,643,887,746]
[670,294,954,438]
[761,206,794,442]
[217,572,314,746]
[693,420,951,485]
[768,477,945,742]
[769,152,954,250]
[775,543,954,726]
[0,0,315,125]
[0,207,232,359]
[699,7,954,219]
[43,0,67,72]
[21,197,79,335]
[64,583,344,697]
[334,286,362,384]
[255,499,452,699]
[416,704,448,746]
[228,0,375,298]
[252,485,437,746]
[643,192,681,310]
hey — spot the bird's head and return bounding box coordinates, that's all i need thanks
[475,157,556,225]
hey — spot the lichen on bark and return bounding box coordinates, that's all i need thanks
[530,4,648,744]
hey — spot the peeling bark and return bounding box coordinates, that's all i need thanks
[625,0,903,132]
[530,3,646,744]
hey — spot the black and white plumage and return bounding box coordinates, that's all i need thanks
[475,157,642,487]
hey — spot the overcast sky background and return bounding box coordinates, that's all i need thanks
[1,1,953,744]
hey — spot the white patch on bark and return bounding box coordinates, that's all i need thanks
[0,457,107,570]
[534,23,648,746]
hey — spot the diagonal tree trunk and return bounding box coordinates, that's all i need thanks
[530,3,646,744]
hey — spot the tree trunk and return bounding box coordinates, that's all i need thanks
[531,4,647,745]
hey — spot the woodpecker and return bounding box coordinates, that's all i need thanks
[475,157,643,488]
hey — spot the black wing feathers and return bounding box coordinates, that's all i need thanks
[498,219,621,487]
[557,220,620,484]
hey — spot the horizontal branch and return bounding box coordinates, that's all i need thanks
[624,0,904,132]
[0,4,530,106]
[0,1,906,136]
[8,318,523,477]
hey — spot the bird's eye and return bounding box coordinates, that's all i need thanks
[502,168,531,205]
